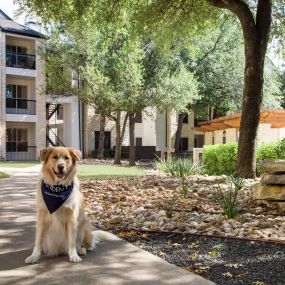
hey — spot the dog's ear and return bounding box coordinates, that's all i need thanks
[68,148,82,161]
[39,148,53,162]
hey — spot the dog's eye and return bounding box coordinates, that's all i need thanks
[53,155,58,160]
[64,156,69,160]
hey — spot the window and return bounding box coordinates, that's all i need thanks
[95,131,111,150]
[136,137,142,146]
[6,45,35,69]
[6,128,28,152]
[6,45,28,55]
[194,134,204,148]
[135,112,142,123]
[179,137,188,151]
[183,114,189,124]
[223,130,226,144]
[6,85,28,109]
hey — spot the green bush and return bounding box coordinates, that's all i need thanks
[203,139,285,176]
[256,139,285,174]
[203,143,238,175]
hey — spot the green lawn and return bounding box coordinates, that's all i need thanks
[0,172,10,179]
[0,161,40,168]
[77,164,146,179]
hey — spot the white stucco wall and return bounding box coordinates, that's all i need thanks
[63,97,80,149]
[155,111,166,151]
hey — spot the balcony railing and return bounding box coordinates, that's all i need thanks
[6,146,37,161]
[6,52,36,70]
[6,98,36,115]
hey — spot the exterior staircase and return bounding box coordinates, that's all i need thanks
[46,103,65,147]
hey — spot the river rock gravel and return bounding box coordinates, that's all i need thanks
[81,175,285,242]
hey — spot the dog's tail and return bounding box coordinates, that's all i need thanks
[88,230,120,250]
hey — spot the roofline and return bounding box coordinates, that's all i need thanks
[0,10,13,21]
[0,28,45,39]
[198,109,285,127]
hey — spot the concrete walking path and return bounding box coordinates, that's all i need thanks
[0,166,215,285]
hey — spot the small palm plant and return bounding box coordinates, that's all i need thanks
[216,176,245,219]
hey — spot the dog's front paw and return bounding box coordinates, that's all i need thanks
[25,254,40,264]
[25,248,41,264]
[69,253,82,263]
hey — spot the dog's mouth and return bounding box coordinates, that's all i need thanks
[53,169,65,179]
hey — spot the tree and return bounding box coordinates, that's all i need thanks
[126,0,284,178]
[185,20,282,119]
[127,43,200,165]
[19,0,284,176]
[43,24,145,164]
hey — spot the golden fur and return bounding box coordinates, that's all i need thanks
[25,147,97,263]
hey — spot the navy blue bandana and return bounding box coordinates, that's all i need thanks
[41,181,74,214]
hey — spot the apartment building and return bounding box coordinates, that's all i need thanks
[0,10,196,161]
[84,106,195,159]
[0,10,45,160]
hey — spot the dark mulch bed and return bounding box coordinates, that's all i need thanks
[117,230,285,285]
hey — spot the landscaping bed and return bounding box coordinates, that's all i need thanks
[117,230,285,285]
[82,175,285,242]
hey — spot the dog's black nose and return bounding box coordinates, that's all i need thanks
[58,164,64,171]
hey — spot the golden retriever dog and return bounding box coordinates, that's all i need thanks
[25,146,101,263]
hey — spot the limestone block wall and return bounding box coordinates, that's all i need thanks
[84,105,117,156]
[204,132,212,145]
[170,111,195,151]
[35,39,46,156]
[181,111,195,151]
[214,130,223,144]
[257,123,271,144]
[226,128,237,143]
[0,32,6,160]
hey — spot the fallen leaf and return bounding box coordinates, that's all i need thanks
[189,242,200,249]
[222,272,233,278]
[208,251,218,257]
[213,243,224,250]
[190,252,199,260]
[225,263,244,268]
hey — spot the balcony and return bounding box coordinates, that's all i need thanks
[6,146,37,161]
[6,98,36,115]
[6,52,36,70]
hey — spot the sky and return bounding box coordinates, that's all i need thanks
[0,0,27,25]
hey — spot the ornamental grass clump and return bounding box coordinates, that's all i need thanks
[157,157,203,198]
[216,176,245,220]
[156,157,203,177]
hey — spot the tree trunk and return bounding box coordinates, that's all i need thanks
[97,114,105,159]
[114,111,122,165]
[174,113,186,153]
[236,0,272,178]
[114,111,129,165]
[129,112,136,166]
[208,0,272,178]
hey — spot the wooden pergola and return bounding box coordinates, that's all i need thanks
[194,110,285,132]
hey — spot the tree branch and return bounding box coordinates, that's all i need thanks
[256,0,272,50]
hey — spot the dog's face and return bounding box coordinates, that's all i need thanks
[40,147,81,183]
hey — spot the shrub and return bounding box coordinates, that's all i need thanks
[203,139,285,176]
[203,143,238,175]
[256,139,285,175]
